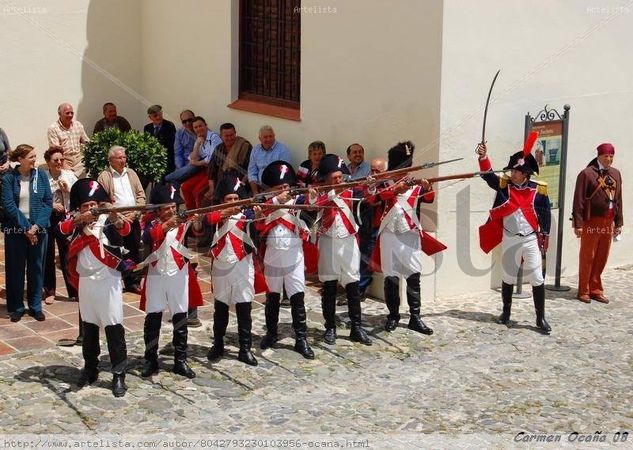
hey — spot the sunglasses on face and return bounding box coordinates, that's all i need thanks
[52,158,65,163]
[181,118,194,124]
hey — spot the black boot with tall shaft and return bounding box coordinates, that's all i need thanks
[105,324,127,398]
[533,284,551,335]
[384,276,401,331]
[290,292,315,359]
[141,312,162,377]
[260,292,280,349]
[172,312,196,378]
[346,282,372,345]
[236,302,258,366]
[207,300,229,360]
[406,273,433,335]
[78,321,100,387]
[498,282,514,325]
[321,280,338,344]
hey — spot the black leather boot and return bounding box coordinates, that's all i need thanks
[105,324,127,398]
[260,292,280,349]
[78,321,100,387]
[533,284,551,335]
[75,312,84,346]
[321,280,338,344]
[141,312,162,377]
[236,302,258,366]
[207,300,229,360]
[384,276,401,332]
[172,312,196,378]
[498,282,513,325]
[347,282,372,345]
[406,273,433,335]
[290,292,315,359]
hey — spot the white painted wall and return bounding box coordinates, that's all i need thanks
[0,0,142,154]
[437,0,633,297]
[139,0,443,167]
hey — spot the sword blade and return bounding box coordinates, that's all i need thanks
[481,69,501,144]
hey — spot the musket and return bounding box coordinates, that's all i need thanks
[289,157,466,194]
[242,203,338,211]
[178,196,267,219]
[406,170,506,185]
[90,203,169,216]
[476,69,501,153]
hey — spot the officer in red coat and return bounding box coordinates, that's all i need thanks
[476,132,552,335]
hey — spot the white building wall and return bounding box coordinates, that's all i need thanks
[0,0,143,153]
[437,0,633,297]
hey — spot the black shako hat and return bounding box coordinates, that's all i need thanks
[387,140,415,171]
[215,175,248,201]
[150,183,183,205]
[261,160,297,189]
[69,178,110,211]
[317,154,350,179]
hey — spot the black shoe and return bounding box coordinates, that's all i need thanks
[323,327,337,345]
[77,369,98,387]
[260,333,278,350]
[10,311,24,323]
[536,318,551,335]
[408,316,433,335]
[140,360,159,377]
[294,338,315,359]
[350,326,372,345]
[237,349,258,366]
[112,374,127,398]
[497,312,511,325]
[173,361,196,379]
[27,310,46,321]
[206,342,224,360]
[385,317,399,332]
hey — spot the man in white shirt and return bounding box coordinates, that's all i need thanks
[97,146,146,294]
[47,103,90,178]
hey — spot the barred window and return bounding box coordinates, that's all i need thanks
[240,0,300,109]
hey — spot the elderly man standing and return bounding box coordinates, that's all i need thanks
[47,103,90,178]
[143,105,177,176]
[247,125,292,194]
[97,146,146,294]
[92,102,132,135]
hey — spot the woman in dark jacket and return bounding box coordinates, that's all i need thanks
[2,144,53,322]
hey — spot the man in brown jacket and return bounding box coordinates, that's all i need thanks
[97,145,146,293]
[572,143,623,304]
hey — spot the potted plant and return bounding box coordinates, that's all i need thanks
[83,128,167,184]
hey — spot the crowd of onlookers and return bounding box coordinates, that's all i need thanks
[1,102,381,325]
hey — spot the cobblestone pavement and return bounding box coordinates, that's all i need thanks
[1,266,632,448]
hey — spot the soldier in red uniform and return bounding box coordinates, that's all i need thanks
[310,154,372,346]
[138,184,203,379]
[572,143,623,304]
[370,142,446,335]
[60,179,133,397]
[476,133,552,335]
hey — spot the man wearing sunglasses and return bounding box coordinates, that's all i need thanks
[174,110,197,170]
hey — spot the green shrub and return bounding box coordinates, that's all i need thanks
[83,128,167,182]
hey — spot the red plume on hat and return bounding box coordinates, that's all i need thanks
[504,131,540,176]
[523,131,539,157]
